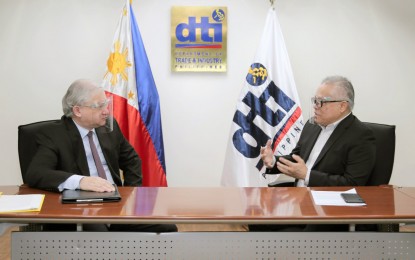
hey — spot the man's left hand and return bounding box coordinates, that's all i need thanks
[276,154,307,180]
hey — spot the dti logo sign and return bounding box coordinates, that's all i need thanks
[175,9,225,48]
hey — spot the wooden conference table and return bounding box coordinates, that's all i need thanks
[2,185,415,259]
[2,185,415,225]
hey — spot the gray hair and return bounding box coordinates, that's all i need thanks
[62,79,101,117]
[321,75,355,110]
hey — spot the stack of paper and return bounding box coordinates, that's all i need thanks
[0,194,45,213]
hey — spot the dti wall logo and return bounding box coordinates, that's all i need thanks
[171,6,227,72]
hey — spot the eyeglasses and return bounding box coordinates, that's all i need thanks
[77,98,110,110]
[311,97,348,108]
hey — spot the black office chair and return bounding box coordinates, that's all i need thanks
[18,119,110,232]
[17,120,59,231]
[18,120,60,184]
[363,122,396,186]
[359,122,397,232]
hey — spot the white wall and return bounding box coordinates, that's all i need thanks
[1,0,414,187]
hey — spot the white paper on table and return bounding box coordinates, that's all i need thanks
[310,188,366,206]
[0,194,45,213]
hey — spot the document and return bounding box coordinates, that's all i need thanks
[311,188,366,206]
[0,194,45,213]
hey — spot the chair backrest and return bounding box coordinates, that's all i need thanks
[363,122,396,186]
[18,120,60,184]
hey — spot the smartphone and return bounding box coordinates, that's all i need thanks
[340,193,365,203]
[280,154,296,163]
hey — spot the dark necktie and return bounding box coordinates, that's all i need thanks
[87,131,107,180]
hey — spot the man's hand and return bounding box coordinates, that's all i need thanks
[79,176,115,192]
[260,139,275,168]
[276,154,307,180]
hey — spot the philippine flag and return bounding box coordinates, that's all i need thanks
[102,0,167,187]
[221,7,304,187]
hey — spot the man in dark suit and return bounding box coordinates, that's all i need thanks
[251,75,376,231]
[26,79,177,232]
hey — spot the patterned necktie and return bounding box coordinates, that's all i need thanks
[87,131,107,180]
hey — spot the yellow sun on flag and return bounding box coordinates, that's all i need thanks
[104,41,132,86]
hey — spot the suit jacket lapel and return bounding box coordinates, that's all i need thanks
[95,127,116,176]
[302,124,321,161]
[63,117,90,175]
[313,114,355,166]
[96,127,110,163]
[95,128,123,185]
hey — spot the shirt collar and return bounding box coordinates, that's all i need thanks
[320,112,351,131]
[72,119,96,138]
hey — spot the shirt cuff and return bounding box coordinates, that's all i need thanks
[304,168,311,186]
[269,156,276,168]
[58,175,84,192]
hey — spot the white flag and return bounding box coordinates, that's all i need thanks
[221,8,304,187]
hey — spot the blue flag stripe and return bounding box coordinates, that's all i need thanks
[129,5,166,172]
